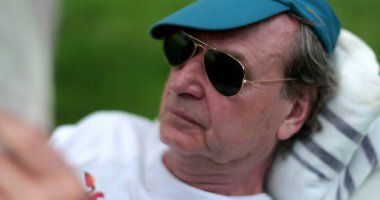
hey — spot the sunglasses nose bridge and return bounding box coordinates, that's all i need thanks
[194,43,206,50]
[190,43,206,59]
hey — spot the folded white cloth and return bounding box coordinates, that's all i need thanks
[267,29,380,200]
[348,116,380,200]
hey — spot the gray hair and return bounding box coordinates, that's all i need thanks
[278,17,337,154]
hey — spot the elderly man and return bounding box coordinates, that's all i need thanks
[0,0,340,199]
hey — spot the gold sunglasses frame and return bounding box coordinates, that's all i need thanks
[165,31,295,96]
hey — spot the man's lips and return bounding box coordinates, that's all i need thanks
[167,106,202,128]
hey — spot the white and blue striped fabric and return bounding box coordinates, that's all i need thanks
[267,29,380,200]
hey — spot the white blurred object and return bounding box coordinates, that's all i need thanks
[0,0,59,131]
[267,29,380,200]
[351,168,380,200]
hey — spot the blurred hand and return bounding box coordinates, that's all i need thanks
[0,112,86,200]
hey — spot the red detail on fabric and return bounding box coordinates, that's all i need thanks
[88,192,105,200]
[85,172,96,192]
[84,172,105,199]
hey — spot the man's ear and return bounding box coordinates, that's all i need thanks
[277,95,312,140]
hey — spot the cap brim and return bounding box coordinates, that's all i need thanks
[151,0,289,39]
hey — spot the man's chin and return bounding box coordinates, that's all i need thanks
[159,124,207,157]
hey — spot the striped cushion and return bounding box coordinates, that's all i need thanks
[267,29,380,200]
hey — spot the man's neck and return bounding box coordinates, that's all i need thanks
[162,149,273,196]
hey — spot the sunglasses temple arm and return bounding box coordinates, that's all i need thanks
[244,78,295,84]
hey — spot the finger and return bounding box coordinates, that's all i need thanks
[0,153,86,200]
[0,154,36,200]
[42,173,88,200]
[0,112,66,175]
[0,188,10,200]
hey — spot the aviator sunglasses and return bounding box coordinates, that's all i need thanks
[163,31,295,96]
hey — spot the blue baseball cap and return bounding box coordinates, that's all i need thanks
[150,0,341,53]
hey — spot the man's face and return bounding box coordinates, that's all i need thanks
[159,14,299,164]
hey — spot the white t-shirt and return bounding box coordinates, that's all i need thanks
[51,111,272,200]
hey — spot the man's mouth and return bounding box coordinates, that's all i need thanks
[167,106,201,127]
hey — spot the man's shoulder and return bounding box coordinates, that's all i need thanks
[50,111,162,199]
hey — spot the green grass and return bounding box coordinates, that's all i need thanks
[55,0,192,124]
[329,0,380,52]
[55,0,380,125]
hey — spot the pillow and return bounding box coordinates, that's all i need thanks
[267,29,380,200]
[348,116,380,200]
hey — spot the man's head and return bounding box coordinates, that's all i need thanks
[152,0,340,162]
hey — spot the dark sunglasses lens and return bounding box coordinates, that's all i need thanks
[204,49,244,96]
[163,32,195,66]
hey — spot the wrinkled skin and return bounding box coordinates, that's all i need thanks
[159,14,311,195]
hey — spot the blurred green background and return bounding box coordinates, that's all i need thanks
[55,0,380,126]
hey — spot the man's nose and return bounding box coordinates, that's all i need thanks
[168,53,206,99]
